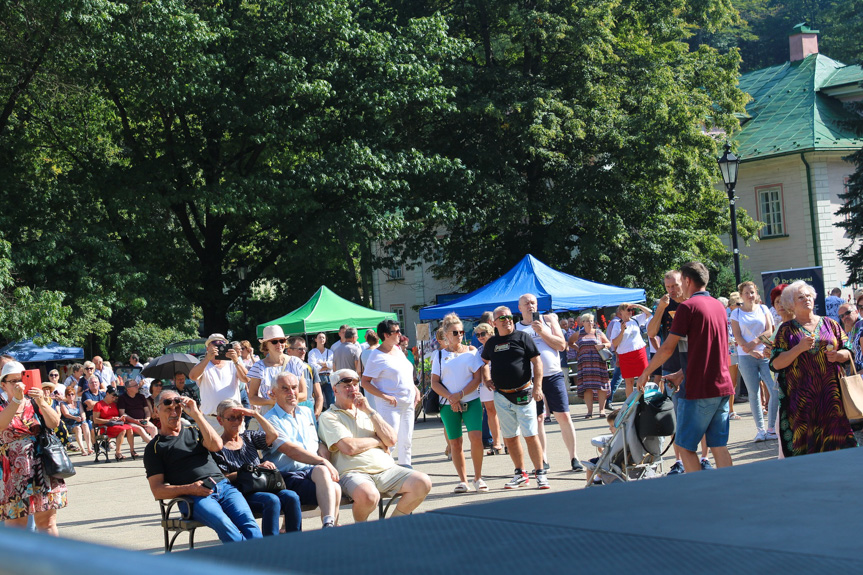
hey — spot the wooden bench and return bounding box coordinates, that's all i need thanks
[158,492,403,553]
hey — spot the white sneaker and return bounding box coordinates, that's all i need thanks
[754,429,768,442]
[766,430,778,440]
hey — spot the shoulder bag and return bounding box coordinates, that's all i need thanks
[840,361,863,424]
[423,350,442,415]
[234,463,286,495]
[33,402,77,479]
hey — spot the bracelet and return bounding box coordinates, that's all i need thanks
[10,396,22,405]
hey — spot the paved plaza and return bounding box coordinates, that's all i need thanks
[55,396,778,554]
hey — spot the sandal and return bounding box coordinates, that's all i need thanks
[585,414,594,419]
[474,478,489,492]
[130,451,139,460]
[729,413,742,420]
[486,446,504,456]
[598,411,607,417]
[453,482,469,494]
[115,453,125,461]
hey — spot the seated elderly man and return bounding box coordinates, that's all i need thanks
[318,369,432,521]
[143,389,262,543]
[263,373,342,528]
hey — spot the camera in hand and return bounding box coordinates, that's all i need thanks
[215,342,231,360]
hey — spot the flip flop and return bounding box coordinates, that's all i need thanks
[453,482,469,494]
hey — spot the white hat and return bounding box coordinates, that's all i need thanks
[41,381,57,391]
[259,325,286,342]
[0,361,25,382]
[332,369,360,383]
[205,333,228,346]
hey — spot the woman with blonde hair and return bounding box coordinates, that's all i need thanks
[770,281,856,456]
[574,313,612,418]
[730,281,776,441]
[430,313,486,492]
[247,326,307,415]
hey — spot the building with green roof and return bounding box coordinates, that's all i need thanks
[733,24,862,296]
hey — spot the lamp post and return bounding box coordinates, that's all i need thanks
[237,266,248,327]
[717,142,741,286]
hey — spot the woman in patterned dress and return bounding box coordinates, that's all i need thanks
[0,361,67,534]
[770,281,857,456]
[575,313,612,418]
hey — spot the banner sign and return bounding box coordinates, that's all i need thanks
[761,266,825,315]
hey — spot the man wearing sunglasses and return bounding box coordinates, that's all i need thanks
[144,390,263,543]
[318,369,432,521]
[480,306,549,489]
[189,333,250,428]
[838,303,858,335]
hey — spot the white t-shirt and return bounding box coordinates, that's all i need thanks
[198,361,241,415]
[730,304,772,356]
[431,348,480,404]
[608,317,646,355]
[362,348,416,404]
[633,313,656,354]
[307,347,333,373]
[247,355,307,414]
[514,318,562,375]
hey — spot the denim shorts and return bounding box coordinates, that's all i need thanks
[493,391,539,439]
[675,396,730,452]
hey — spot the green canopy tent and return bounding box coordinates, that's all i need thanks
[256,286,398,337]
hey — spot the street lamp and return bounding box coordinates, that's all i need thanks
[237,266,248,326]
[717,142,741,286]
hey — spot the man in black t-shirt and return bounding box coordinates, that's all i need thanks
[144,389,262,543]
[481,306,549,489]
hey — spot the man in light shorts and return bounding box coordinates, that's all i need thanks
[480,306,549,489]
[318,369,432,522]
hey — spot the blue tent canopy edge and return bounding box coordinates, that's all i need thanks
[0,338,85,363]
[419,254,646,320]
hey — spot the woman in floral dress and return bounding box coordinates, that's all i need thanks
[770,281,858,457]
[0,361,67,534]
[575,313,612,418]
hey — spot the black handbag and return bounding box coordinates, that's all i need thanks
[234,464,286,495]
[423,351,442,415]
[33,402,77,479]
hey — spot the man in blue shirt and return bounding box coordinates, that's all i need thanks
[263,373,341,528]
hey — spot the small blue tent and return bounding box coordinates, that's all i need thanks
[419,254,645,320]
[0,338,84,363]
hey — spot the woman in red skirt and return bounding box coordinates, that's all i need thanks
[92,386,135,461]
[608,303,653,397]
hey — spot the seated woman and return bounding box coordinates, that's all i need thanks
[212,399,303,535]
[92,386,136,461]
[145,380,164,430]
[59,387,92,455]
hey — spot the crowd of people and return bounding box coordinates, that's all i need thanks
[2,276,862,541]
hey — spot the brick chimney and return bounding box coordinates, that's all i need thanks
[789,22,819,62]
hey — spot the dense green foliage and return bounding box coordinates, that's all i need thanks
[116,320,199,360]
[836,99,863,284]
[1,0,776,348]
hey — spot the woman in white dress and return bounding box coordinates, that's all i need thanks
[361,320,419,465]
[247,326,307,415]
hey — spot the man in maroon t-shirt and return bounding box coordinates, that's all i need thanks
[637,262,734,472]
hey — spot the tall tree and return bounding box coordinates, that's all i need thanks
[3,0,466,336]
[385,0,755,299]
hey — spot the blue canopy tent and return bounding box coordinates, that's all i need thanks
[0,338,84,363]
[419,254,646,320]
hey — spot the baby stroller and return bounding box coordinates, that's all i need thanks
[584,384,675,486]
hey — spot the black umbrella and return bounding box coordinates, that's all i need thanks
[141,353,199,380]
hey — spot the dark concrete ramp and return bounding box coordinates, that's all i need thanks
[193,448,862,574]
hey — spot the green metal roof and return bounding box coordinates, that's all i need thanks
[736,54,863,162]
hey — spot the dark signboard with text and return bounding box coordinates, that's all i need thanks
[761,266,825,315]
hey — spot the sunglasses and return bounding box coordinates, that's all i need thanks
[337,377,358,385]
[269,338,287,345]
[85,367,95,370]
[389,329,401,336]
[161,398,184,407]
[476,332,489,338]
[451,330,465,336]
[496,315,514,322]
[49,373,59,377]
[223,415,244,423]
[840,310,855,318]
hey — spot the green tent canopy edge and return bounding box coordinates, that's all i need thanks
[256,286,398,337]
